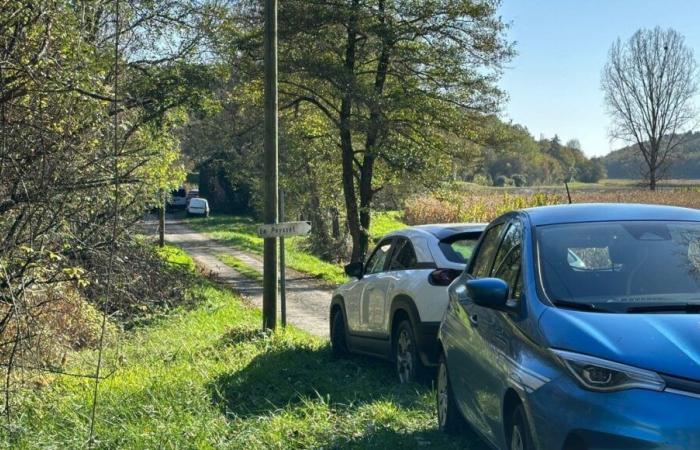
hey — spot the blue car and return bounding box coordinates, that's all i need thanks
[438,204,700,450]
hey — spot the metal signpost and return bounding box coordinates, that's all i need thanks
[257,218,312,327]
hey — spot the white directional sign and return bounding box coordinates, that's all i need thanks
[257,221,312,238]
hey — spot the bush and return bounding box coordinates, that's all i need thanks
[494,175,512,187]
[512,174,527,187]
[471,173,491,186]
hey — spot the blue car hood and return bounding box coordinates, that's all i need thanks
[540,308,700,381]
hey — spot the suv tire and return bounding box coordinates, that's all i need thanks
[394,320,423,383]
[330,309,349,357]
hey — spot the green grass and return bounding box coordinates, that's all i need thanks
[370,210,407,241]
[3,247,485,449]
[216,252,263,281]
[184,212,408,286]
[155,243,198,273]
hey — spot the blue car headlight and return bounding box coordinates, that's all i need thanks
[552,349,666,392]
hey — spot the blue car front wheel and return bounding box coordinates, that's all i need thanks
[437,352,465,434]
[509,404,534,450]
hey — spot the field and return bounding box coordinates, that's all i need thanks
[404,186,700,225]
[1,246,485,449]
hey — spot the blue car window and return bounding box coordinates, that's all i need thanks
[492,221,523,276]
[495,245,522,300]
[471,223,504,277]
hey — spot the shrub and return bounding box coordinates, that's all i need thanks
[512,174,527,187]
[471,174,491,186]
[494,175,511,187]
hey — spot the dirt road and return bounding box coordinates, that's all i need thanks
[156,218,333,338]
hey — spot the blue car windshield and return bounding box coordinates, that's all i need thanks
[537,221,700,310]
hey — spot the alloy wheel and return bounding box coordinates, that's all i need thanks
[396,328,414,383]
[511,425,524,450]
[437,361,449,427]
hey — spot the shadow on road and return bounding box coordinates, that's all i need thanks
[207,327,489,449]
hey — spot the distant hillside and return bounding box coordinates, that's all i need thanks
[603,132,700,179]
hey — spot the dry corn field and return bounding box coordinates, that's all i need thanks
[403,189,700,225]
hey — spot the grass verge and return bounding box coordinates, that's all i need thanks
[2,245,485,449]
[183,212,408,286]
[216,252,263,281]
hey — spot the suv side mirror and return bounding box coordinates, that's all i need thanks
[466,278,514,312]
[345,262,364,279]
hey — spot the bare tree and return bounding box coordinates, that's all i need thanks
[602,27,698,190]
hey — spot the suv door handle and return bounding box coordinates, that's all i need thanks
[468,313,478,326]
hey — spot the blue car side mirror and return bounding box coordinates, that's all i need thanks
[466,278,513,312]
[345,262,364,279]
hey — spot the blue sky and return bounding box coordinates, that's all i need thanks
[498,0,700,156]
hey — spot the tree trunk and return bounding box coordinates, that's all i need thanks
[649,145,658,191]
[158,204,165,247]
[358,154,374,257]
[649,167,657,191]
[340,0,363,262]
[353,0,391,259]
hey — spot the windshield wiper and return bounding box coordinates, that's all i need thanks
[551,299,616,313]
[627,303,700,313]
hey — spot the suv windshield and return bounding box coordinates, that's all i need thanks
[537,221,700,312]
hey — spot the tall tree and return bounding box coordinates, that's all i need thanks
[602,27,698,190]
[231,0,514,261]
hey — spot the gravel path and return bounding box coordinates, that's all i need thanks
[157,217,333,338]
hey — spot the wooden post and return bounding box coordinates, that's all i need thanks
[262,0,278,331]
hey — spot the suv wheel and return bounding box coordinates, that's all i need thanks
[509,404,534,450]
[394,320,421,383]
[437,352,465,434]
[330,309,349,357]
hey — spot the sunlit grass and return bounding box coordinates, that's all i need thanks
[216,252,263,281]
[3,248,485,449]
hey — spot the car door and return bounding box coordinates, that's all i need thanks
[344,239,392,334]
[375,237,420,334]
[467,219,524,438]
[446,221,505,435]
[352,238,395,334]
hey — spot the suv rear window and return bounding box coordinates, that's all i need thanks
[439,232,482,264]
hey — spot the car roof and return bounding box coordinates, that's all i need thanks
[190,197,207,204]
[386,223,486,241]
[522,203,700,226]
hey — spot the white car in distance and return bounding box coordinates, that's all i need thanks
[186,197,210,217]
[330,223,486,383]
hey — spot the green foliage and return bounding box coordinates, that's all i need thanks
[370,211,408,241]
[474,123,605,186]
[603,131,700,180]
[156,244,198,274]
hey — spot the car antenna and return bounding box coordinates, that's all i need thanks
[564,181,572,204]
